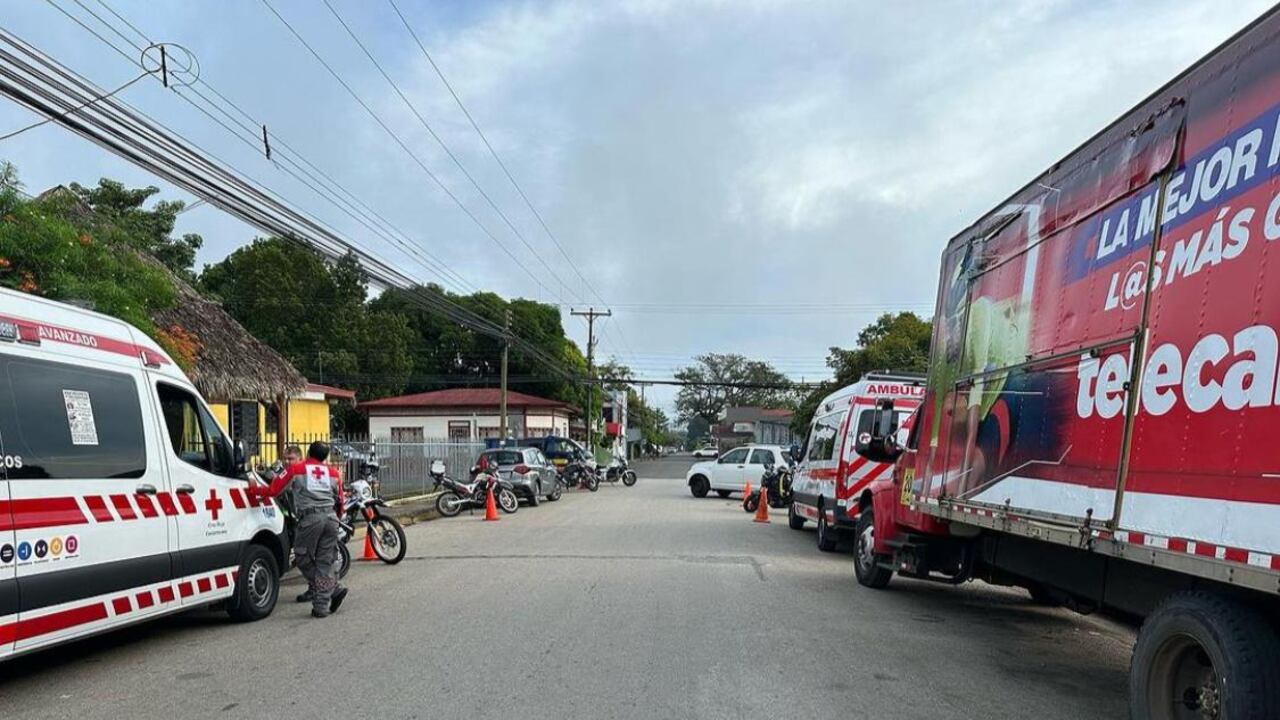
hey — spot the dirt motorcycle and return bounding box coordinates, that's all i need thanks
[601,455,638,487]
[254,461,352,580]
[431,458,519,516]
[742,463,793,513]
[342,456,407,564]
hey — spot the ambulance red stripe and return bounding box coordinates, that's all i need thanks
[229,488,246,509]
[83,495,114,523]
[0,498,88,531]
[110,494,137,520]
[134,494,158,518]
[0,313,170,365]
[155,493,178,517]
[12,603,108,642]
[176,493,196,515]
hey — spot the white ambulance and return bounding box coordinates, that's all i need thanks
[0,288,286,660]
[788,372,924,551]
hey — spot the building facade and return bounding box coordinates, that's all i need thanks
[714,407,800,449]
[362,388,576,442]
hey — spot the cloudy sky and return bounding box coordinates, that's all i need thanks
[0,0,1272,413]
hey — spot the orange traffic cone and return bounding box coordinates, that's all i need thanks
[742,481,752,499]
[753,487,771,523]
[360,528,377,561]
[483,487,500,521]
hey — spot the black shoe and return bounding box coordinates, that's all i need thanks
[311,608,330,619]
[296,590,314,604]
[329,587,349,613]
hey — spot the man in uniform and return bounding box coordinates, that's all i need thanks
[250,441,349,618]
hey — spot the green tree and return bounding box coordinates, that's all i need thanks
[200,237,414,400]
[70,179,203,279]
[673,353,796,424]
[792,312,932,434]
[370,284,590,407]
[0,169,188,364]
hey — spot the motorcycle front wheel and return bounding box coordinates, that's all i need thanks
[337,542,352,579]
[369,515,407,564]
[622,470,638,487]
[498,488,519,514]
[583,474,600,492]
[436,492,463,517]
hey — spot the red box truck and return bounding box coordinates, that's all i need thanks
[851,8,1280,718]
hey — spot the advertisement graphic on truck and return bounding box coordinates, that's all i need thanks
[852,9,1280,719]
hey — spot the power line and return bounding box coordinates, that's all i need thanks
[65,0,555,344]
[0,67,149,141]
[383,0,602,310]
[0,26,581,384]
[383,0,645,368]
[257,0,553,300]
[51,0,477,298]
[322,0,576,306]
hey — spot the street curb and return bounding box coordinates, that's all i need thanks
[386,491,443,526]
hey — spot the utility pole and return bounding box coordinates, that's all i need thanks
[499,308,511,445]
[571,307,611,452]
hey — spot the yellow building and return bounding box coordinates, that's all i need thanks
[208,383,356,464]
[144,264,354,462]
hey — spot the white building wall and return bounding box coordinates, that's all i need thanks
[370,410,570,441]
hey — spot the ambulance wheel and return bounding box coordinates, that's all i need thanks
[227,544,279,622]
[853,507,892,589]
[816,508,838,552]
[788,503,805,530]
[716,489,731,498]
[1130,591,1280,720]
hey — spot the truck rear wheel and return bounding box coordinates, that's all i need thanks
[1130,590,1280,720]
[853,507,892,589]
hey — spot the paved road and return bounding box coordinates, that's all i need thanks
[0,456,1134,719]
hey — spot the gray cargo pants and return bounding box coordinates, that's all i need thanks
[295,511,341,613]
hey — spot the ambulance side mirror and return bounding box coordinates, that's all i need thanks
[233,440,247,474]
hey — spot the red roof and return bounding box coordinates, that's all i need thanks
[360,388,573,411]
[306,383,356,401]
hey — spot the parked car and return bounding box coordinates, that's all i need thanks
[0,288,286,663]
[691,445,719,459]
[686,444,792,498]
[476,447,563,506]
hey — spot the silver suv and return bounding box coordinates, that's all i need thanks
[476,447,563,507]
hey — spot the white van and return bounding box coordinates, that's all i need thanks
[789,372,924,551]
[0,288,285,660]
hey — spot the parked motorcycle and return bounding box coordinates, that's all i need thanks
[431,458,520,516]
[560,457,600,492]
[341,456,407,564]
[254,461,352,579]
[601,455,638,487]
[742,463,793,513]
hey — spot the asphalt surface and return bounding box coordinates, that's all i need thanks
[0,455,1134,719]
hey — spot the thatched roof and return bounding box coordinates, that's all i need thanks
[140,255,307,403]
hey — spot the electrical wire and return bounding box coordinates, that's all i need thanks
[257,0,552,300]
[0,67,150,140]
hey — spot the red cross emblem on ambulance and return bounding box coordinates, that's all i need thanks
[205,488,224,521]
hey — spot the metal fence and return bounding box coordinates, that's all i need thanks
[238,433,486,500]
